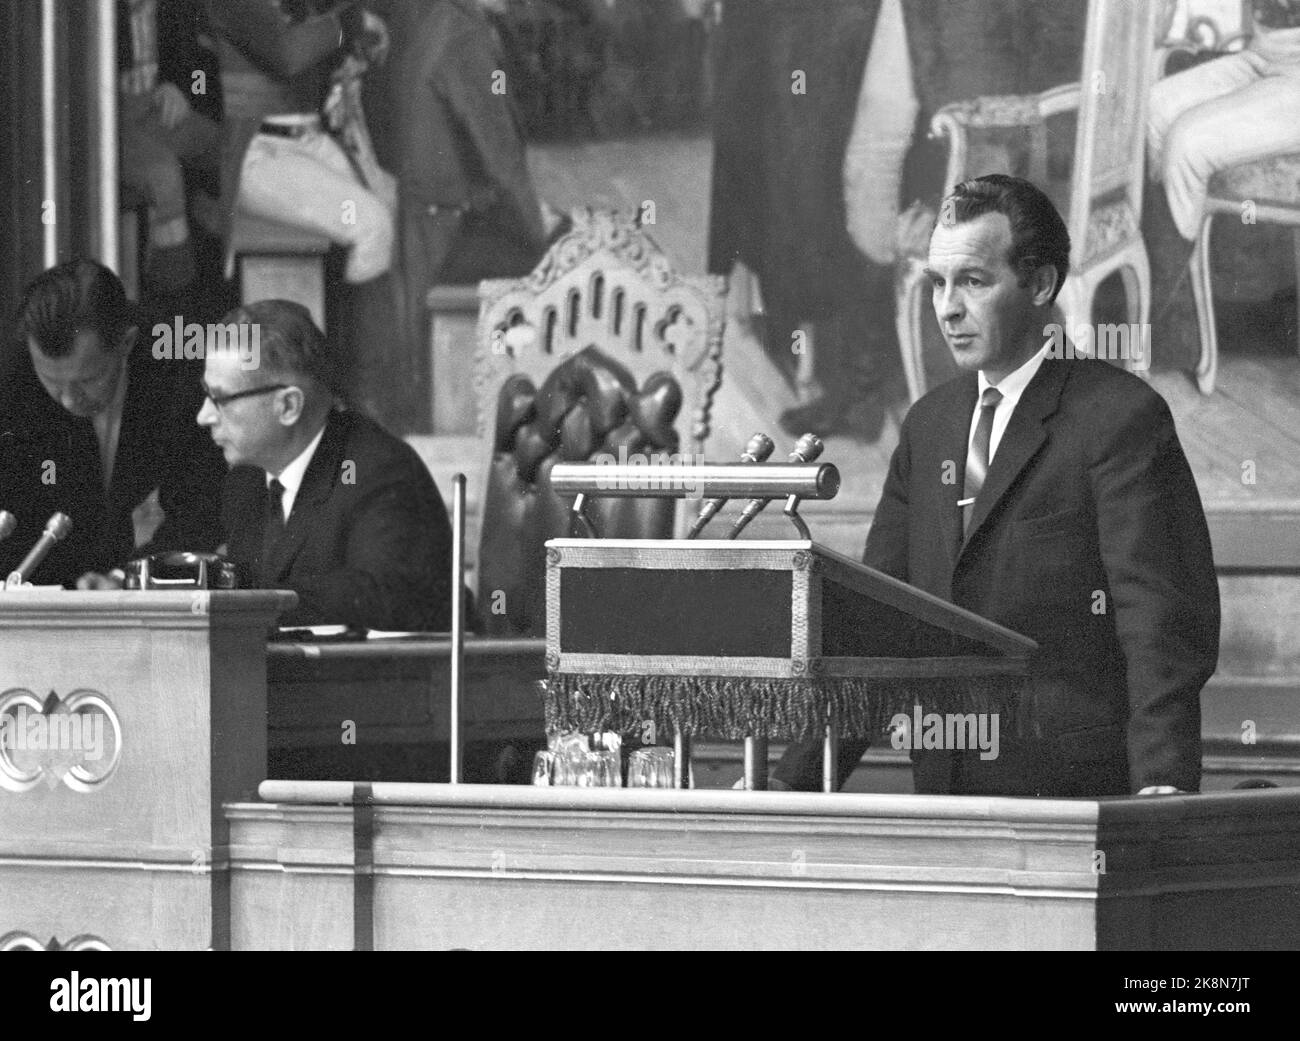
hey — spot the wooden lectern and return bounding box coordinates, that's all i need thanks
[0,590,293,951]
[542,538,1036,789]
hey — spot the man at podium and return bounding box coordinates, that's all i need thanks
[197,299,453,631]
[775,174,1220,797]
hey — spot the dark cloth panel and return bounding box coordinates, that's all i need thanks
[559,567,793,658]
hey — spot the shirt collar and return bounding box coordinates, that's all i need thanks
[979,344,1049,411]
[268,421,327,500]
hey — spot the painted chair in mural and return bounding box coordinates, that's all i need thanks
[895,0,1162,402]
[472,208,726,636]
[1155,5,1300,394]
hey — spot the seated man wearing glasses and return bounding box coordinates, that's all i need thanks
[197,299,452,630]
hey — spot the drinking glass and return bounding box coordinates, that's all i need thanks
[588,748,623,787]
[532,750,557,786]
[628,747,676,788]
[555,745,586,786]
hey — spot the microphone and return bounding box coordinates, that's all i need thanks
[4,512,72,588]
[726,433,824,539]
[686,433,775,539]
[0,511,15,542]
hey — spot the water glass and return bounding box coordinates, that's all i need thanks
[585,748,623,787]
[532,750,557,786]
[627,747,676,788]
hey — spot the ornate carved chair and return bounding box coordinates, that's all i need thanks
[473,209,726,636]
[895,0,1162,402]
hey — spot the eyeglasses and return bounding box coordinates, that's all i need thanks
[201,383,289,410]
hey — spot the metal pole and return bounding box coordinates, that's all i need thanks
[92,0,119,273]
[673,731,692,789]
[822,722,839,794]
[41,0,58,268]
[449,473,467,783]
[743,735,768,790]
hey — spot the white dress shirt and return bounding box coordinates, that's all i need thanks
[967,345,1049,466]
[267,423,327,522]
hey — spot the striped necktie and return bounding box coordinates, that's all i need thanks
[962,387,1003,537]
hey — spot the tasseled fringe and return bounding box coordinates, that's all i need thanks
[541,672,1035,741]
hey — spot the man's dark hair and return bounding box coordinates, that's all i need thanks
[940,174,1071,304]
[223,299,344,398]
[14,258,135,358]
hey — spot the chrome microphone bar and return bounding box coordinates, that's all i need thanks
[550,462,841,501]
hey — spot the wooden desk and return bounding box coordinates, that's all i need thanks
[0,590,291,951]
[267,636,547,783]
[232,782,1300,950]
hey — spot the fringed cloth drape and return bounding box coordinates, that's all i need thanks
[542,672,1033,741]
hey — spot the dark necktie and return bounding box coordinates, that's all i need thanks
[261,477,286,584]
[962,387,1003,537]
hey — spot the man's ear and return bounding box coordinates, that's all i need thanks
[276,386,306,426]
[1030,263,1058,307]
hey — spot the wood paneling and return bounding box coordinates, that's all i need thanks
[231,782,1300,950]
[0,591,292,950]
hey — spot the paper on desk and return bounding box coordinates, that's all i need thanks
[276,624,349,638]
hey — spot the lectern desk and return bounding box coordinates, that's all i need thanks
[0,590,292,951]
[542,539,1036,789]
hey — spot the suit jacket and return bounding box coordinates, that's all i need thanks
[776,357,1220,795]
[222,408,452,630]
[0,345,225,586]
[888,357,1219,794]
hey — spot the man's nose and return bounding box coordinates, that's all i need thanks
[936,285,964,321]
[196,397,217,426]
[59,389,83,413]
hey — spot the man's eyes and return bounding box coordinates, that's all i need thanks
[931,275,986,288]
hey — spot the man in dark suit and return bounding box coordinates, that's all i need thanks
[0,259,225,587]
[774,174,1220,797]
[197,299,452,630]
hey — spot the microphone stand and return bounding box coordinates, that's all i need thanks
[685,433,775,539]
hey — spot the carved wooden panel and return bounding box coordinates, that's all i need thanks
[474,208,725,458]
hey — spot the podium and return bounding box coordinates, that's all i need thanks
[541,539,1036,789]
[0,590,293,951]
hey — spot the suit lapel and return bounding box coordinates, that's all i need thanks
[264,411,348,583]
[958,359,1068,561]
